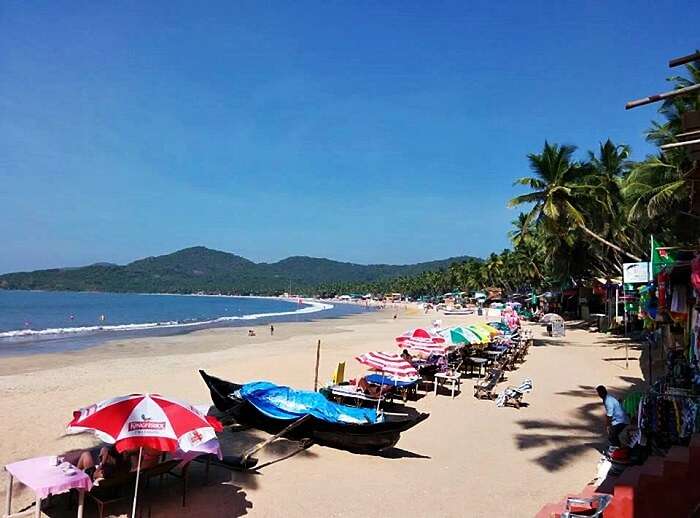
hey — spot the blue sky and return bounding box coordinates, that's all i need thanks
[1,1,697,273]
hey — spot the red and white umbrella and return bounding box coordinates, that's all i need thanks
[395,328,446,349]
[68,393,222,452]
[397,341,449,357]
[68,393,223,515]
[355,352,419,382]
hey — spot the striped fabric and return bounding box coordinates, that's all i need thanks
[67,394,223,453]
[396,328,446,345]
[398,340,449,356]
[356,352,420,382]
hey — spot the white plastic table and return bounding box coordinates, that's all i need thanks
[434,372,461,398]
[4,456,91,518]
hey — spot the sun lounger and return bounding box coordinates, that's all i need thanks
[473,367,504,400]
[323,383,388,406]
[495,378,533,408]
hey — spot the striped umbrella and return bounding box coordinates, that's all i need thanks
[439,326,482,346]
[465,325,491,344]
[396,328,446,349]
[397,341,449,357]
[356,352,419,382]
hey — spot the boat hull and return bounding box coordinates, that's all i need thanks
[199,370,428,453]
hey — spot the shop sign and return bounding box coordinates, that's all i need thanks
[623,262,650,283]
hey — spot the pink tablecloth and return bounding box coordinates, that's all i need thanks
[5,456,92,499]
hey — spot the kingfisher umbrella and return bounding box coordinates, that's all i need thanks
[68,393,223,516]
[356,352,419,382]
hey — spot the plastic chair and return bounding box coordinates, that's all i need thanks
[561,494,612,517]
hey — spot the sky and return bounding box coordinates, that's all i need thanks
[1,1,698,273]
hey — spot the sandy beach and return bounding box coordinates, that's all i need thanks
[0,306,644,517]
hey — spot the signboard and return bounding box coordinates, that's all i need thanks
[623,262,650,284]
[551,320,565,337]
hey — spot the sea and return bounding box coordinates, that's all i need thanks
[0,290,369,356]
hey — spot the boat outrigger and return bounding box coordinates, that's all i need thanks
[200,370,429,454]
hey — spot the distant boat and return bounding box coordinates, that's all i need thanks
[442,308,474,315]
[199,370,428,453]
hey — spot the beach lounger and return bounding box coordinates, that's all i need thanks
[324,383,388,407]
[495,378,533,409]
[473,368,504,400]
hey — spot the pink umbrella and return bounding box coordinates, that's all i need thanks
[68,393,223,515]
[355,352,419,382]
[396,328,446,349]
[397,341,449,357]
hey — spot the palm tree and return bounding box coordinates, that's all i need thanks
[509,141,641,262]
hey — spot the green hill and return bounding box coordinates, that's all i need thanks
[0,246,477,295]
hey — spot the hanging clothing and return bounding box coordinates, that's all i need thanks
[670,284,688,315]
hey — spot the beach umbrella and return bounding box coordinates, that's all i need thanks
[355,352,419,382]
[396,328,445,348]
[439,326,480,346]
[465,325,491,344]
[398,341,449,357]
[68,393,223,516]
[471,323,501,336]
[540,313,563,324]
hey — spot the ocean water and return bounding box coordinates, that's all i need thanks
[0,290,367,355]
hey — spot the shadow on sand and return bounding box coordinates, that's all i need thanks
[513,375,647,472]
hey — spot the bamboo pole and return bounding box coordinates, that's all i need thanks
[313,340,321,391]
[626,83,700,110]
[669,51,700,68]
[660,137,700,150]
[241,414,313,466]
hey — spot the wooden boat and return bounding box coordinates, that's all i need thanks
[442,308,474,315]
[199,370,429,453]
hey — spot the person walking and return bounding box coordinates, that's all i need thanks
[270,324,274,336]
[596,385,629,446]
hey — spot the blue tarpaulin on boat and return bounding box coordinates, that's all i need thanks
[239,381,378,424]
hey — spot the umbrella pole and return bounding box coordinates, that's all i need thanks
[376,371,384,414]
[131,446,143,517]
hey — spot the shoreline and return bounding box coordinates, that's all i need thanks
[0,293,377,357]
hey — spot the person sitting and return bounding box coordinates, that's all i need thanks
[356,376,389,398]
[400,348,413,363]
[76,445,131,481]
[596,385,630,446]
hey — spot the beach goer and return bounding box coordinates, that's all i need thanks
[248,329,256,336]
[596,385,629,446]
[270,324,274,336]
[401,349,413,363]
[356,377,387,398]
[76,445,130,481]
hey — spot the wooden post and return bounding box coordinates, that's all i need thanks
[313,340,321,391]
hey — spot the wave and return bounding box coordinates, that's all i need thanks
[0,299,334,339]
